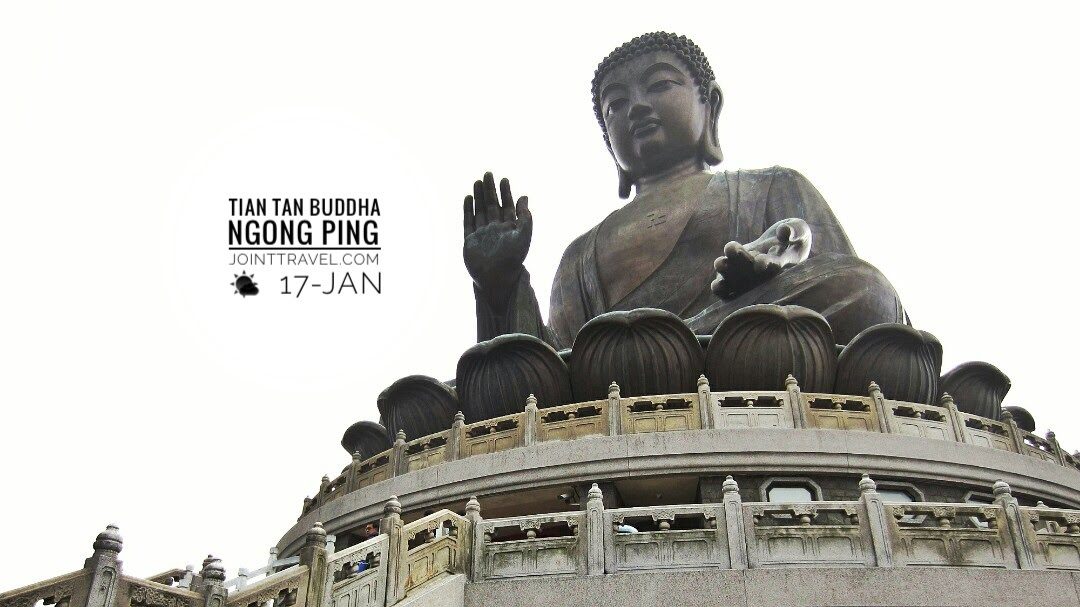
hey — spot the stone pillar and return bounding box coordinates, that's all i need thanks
[446,411,465,462]
[696,374,713,429]
[299,523,328,607]
[785,375,807,429]
[523,394,539,447]
[346,451,363,492]
[868,382,893,434]
[993,480,1037,570]
[584,484,605,575]
[381,497,407,606]
[83,525,123,607]
[857,474,893,567]
[195,556,226,607]
[941,393,969,445]
[721,477,748,570]
[606,381,622,436]
[464,497,484,582]
[390,431,407,477]
[999,409,1027,453]
[1046,430,1068,466]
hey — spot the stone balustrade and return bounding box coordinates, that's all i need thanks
[12,478,1080,607]
[301,376,1080,515]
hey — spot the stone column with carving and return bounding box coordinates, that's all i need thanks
[606,382,622,436]
[785,375,806,429]
[380,497,407,606]
[993,480,1037,569]
[696,375,713,429]
[868,382,894,434]
[857,474,893,567]
[464,497,484,582]
[390,431,407,477]
[345,451,363,492]
[1046,430,1068,466]
[446,411,465,462]
[584,484,605,575]
[299,523,328,607]
[999,409,1027,453]
[721,477,748,570]
[523,394,538,447]
[940,393,969,446]
[83,525,123,607]
[195,557,226,607]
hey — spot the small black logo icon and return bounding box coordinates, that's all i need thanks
[231,271,259,297]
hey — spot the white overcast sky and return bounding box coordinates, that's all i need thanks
[2,0,1078,591]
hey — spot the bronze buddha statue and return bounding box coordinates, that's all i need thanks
[462,32,904,348]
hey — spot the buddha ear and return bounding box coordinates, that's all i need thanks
[701,82,724,166]
[617,166,633,199]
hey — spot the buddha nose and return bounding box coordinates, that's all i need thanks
[628,101,652,121]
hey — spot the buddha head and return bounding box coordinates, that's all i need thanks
[592,32,723,198]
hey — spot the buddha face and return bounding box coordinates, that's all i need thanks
[599,50,717,181]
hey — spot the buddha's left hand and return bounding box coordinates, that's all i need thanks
[710,218,812,299]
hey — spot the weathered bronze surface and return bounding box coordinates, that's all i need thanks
[462,32,904,348]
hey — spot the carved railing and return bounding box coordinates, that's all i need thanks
[16,479,1080,607]
[0,570,91,607]
[474,512,586,580]
[537,399,608,443]
[117,578,202,607]
[745,501,870,567]
[325,535,388,607]
[400,510,468,594]
[710,391,793,429]
[888,502,1015,568]
[604,504,727,572]
[226,566,309,607]
[302,377,1077,514]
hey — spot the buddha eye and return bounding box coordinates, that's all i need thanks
[605,98,628,117]
[647,79,679,93]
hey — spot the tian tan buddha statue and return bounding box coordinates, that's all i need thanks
[462,32,904,348]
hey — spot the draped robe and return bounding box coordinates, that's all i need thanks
[474,166,905,348]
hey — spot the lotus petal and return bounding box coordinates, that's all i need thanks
[376,375,458,440]
[940,361,1011,420]
[457,333,572,422]
[570,308,703,399]
[706,304,836,392]
[1003,405,1035,432]
[835,323,942,404]
[340,421,392,458]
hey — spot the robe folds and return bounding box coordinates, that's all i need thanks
[474,166,905,349]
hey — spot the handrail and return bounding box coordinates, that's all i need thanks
[302,378,1076,516]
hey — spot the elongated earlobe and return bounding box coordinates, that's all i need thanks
[618,166,633,199]
[701,84,724,165]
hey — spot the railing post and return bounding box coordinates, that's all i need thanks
[346,451,363,492]
[607,382,622,436]
[941,393,968,445]
[390,431,407,477]
[83,525,123,607]
[785,375,806,429]
[993,480,1038,569]
[300,523,329,607]
[465,496,484,582]
[381,497,407,606]
[1046,430,1068,466]
[721,476,748,569]
[446,411,465,462]
[868,382,893,434]
[857,474,893,567]
[697,375,713,429]
[233,568,249,591]
[998,408,1026,453]
[195,556,227,607]
[523,394,539,447]
[585,484,606,575]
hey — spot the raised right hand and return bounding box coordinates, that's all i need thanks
[463,172,533,294]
